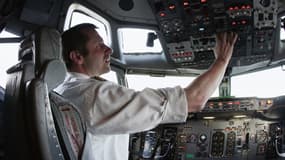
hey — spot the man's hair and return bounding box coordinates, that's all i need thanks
[61,23,97,69]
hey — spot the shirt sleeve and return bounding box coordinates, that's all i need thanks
[83,80,188,135]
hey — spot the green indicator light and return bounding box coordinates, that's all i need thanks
[186,153,194,159]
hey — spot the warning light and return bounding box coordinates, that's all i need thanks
[208,102,214,108]
[225,127,231,131]
[169,4,175,10]
[203,116,215,120]
[266,99,273,105]
[201,0,207,3]
[218,102,223,107]
[159,12,166,17]
[187,52,192,56]
[183,1,190,7]
[172,53,177,58]
[234,101,240,105]
[178,146,186,150]
[234,115,247,118]
[199,27,205,31]
[227,101,233,105]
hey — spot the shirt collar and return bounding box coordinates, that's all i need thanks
[67,72,90,80]
[66,72,107,82]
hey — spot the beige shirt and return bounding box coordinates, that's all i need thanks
[55,72,188,160]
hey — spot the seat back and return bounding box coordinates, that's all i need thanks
[26,60,66,160]
[27,27,85,160]
[4,36,35,159]
[4,27,85,160]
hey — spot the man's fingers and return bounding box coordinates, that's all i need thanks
[215,32,222,43]
[228,32,238,45]
[223,32,227,44]
[232,32,238,45]
[216,32,238,46]
[223,32,237,45]
[227,32,232,43]
[216,32,226,45]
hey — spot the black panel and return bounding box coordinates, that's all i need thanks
[148,0,281,70]
[129,95,285,160]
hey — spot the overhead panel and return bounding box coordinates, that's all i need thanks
[148,0,280,70]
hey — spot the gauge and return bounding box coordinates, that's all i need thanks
[256,130,268,143]
[187,133,198,143]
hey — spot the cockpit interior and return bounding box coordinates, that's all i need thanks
[0,0,285,159]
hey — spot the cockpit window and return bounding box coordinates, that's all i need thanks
[65,3,112,46]
[126,74,219,97]
[281,16,285,40]
[70,11,110,46]
[281,25,285,40]
[101,71,118,84]
[0,31,19,38]
[231,66,285,97]
[66,6,117,83]
[118,28,163,53]
[0,31,19,87]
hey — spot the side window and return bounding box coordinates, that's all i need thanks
[70,12,110,46]
[101,71,118,83]
[0,31,19,87]
[118,28,163,53]
[67,6,117,83]
[281,16,285,41]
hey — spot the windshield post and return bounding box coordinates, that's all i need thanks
[219,68,232,97]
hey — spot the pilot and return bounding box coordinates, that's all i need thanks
[55,23,237,160]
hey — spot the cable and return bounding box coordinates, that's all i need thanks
[275,138,285,157]
[154,142,172,159]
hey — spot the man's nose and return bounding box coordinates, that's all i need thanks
[105,45,113,55]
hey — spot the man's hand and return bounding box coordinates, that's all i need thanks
[214,32,238,63]
[184,32,238,112]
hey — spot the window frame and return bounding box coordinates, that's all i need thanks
[117,27,163,54]
[63,3,121,84]
[64,3,112,46]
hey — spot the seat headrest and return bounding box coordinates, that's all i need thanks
[33,27,66,91]
[34,27,62,75]
[18,36,33,61]
[41,60,66,92]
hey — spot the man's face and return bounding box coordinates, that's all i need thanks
[83,29,112,76]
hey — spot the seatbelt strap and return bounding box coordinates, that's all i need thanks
[50,92,77,160]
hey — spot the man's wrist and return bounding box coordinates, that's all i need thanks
[215,57,230,65]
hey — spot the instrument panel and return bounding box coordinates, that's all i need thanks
[203,96,274,112]
[147,0,280,69]
[129,96,285,160]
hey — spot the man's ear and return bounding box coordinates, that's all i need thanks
[69,51,84,65]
